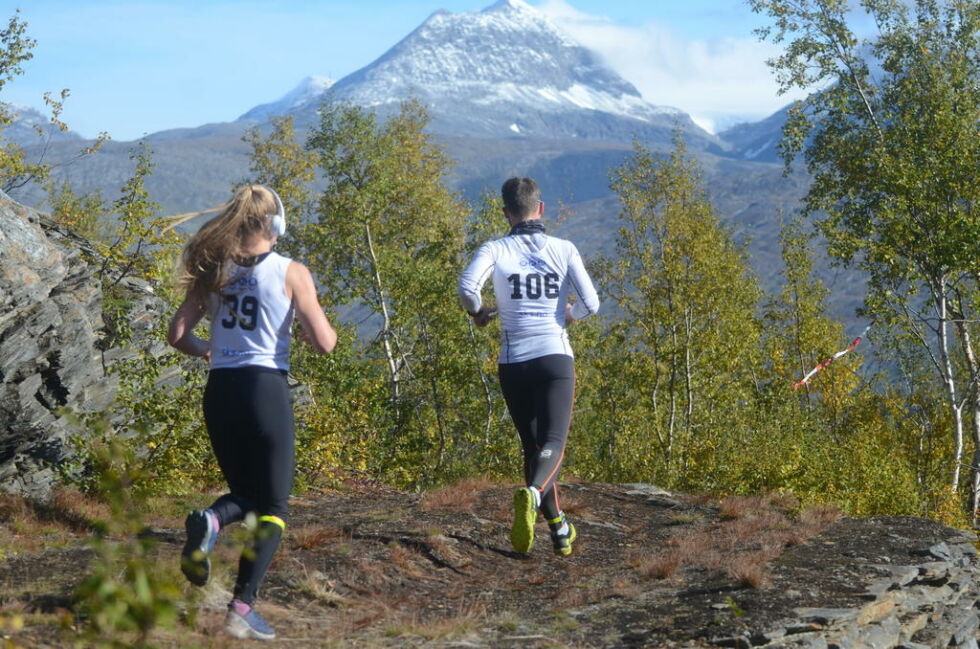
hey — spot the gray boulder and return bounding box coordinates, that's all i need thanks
[0,189,170,497]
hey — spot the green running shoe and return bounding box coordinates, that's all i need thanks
[551,521,576,557]
[511,487,537,553]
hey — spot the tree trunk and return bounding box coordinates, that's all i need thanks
[932,281,964,492]
[365,222,401,404]
[952,297,980,525]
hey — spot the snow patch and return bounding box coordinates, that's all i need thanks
[238,75,335,121]
[743,138,774,160]
[690,114,716,134]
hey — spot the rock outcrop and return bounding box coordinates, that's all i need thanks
[0,190,169,496]
[708,526,980,648]
[0,190,109,496]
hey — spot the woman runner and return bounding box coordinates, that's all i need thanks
[457,177,599,556]
[167,184,336,640]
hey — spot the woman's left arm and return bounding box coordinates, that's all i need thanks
[167,297,211,361]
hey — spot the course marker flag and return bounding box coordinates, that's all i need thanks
[793,321,875,390]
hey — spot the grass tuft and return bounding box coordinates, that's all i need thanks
[631,550,682,580]
[726,556,771,588]
[419,477,496,512]
[292,525,347,550]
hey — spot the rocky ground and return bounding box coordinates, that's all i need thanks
[0,481,978,648]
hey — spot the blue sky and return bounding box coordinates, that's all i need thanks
[4,0,806,140]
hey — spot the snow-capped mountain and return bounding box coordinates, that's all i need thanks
[243,0,715,147]
[238,75,335,122]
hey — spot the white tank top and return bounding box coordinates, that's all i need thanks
[208,252,294,371]
[458,231,600,364]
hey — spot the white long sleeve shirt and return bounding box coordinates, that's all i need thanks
[458,230,599,364]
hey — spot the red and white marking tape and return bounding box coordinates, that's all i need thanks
[793,321,875,390]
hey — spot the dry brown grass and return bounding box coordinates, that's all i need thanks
[48,488,109,529]
[527,572,547,586]
[667,512,701,526]
[726,555,771,589]
[423,532,449,557]
[351,557,391,592]
[611,577,642,598]
[689,492,716,506]
[555,489,589,517]
[550,586,590,608]
[291,525,348,550]
[0,489,108,553]
[631,550,683,580]
[287,562,357,608]
[0,494,33,528]
[768,492,801,511]
[381,599,487,641]
[388,543,425,579]
[419,478,497,512]
[800,503,843,530]
[625,521,649,535]
[628,491,837,588]
[718,495,770,520]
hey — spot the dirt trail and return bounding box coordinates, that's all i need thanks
[0,482,966,648]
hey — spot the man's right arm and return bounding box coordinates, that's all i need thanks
[458,243,496,324]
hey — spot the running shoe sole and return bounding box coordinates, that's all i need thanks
[181,510,214,587]
[552,522,577,557]
[225,610,276,641]
[510,487,536,553]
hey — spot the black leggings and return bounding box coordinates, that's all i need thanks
[498,354,575,521]
[203,367,294,605]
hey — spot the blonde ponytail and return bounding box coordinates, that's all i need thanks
[178,185,279,306]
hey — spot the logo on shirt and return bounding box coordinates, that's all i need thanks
[520,255,550,273]
[230,275,259,290]
[220,347,260,357]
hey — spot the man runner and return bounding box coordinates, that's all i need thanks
[458,177,599,556]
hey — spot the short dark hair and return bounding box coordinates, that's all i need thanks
[501,177,540,220]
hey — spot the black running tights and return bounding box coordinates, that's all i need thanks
[202,367,294,605]
[498,354,575,521]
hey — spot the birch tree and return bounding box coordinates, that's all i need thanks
[598,137,762,486]
[750,0,980,518]
[299,101,510,485]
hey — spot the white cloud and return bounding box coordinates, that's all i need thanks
[535,0,807,132]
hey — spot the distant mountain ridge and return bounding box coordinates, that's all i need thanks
[2,104,82,147]
[4,0,851,320]
[718,104,790,163]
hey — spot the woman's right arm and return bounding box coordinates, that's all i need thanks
[287,261,337,354]
[167,297,211,361]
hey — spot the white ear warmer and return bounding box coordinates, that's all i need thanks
[267,186,286,237]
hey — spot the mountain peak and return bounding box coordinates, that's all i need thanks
[238,75,335,122]
[238,1,697,142]
[483,0,537,14]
